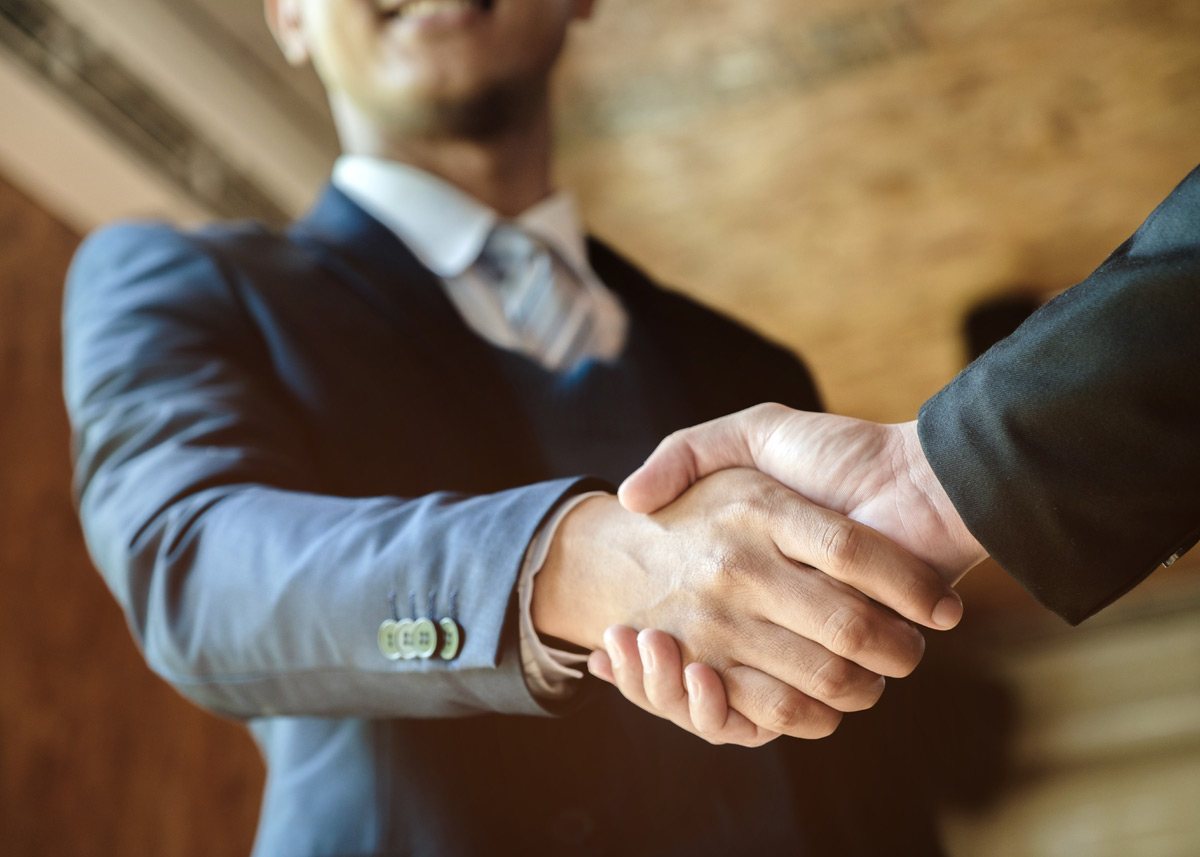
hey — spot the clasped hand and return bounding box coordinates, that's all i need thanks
[581,406,987,747]
[532,460,965,747]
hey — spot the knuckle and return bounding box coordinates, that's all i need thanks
[897,573,941,619]
[706,547,739,588]
[750,483,785,520]
[820,518,864,571]
[764,689,811,734]
[809,656,855,703]
[662,427,692,451]
[705,543,754,592]
[718,478,780,524]
[717,496,753,526]
[823,605,874,658]
[751,402,788,422]
[721,492,767,527]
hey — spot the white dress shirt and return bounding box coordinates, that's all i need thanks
[333,155,627,699]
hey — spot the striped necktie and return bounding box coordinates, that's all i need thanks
[478,223,594,371]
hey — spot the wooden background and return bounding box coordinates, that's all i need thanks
[2,0,1199,854]
[558,0,1200,422]
[0,176,263,856]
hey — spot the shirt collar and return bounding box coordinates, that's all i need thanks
[516,192,591,277]
[332,154,591,280]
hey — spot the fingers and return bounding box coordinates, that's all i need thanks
[723,664,844,740]
[766,491,963,632]
[638,629,689,712]
[729,620,887,713]
[593,627,779,748]
[639,631,774,743]
[599,626,678,723]
[594,626,884,742]
[683,662,729,735]
[600,619,889,721]
[619,404,791,514]
[760,561,927,678]
[587,648,615,683]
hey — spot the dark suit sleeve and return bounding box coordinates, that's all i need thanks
[918,166,1200,624]
[64,222,595,719]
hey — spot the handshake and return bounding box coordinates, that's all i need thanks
[532,404,989,747]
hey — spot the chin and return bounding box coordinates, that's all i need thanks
[352,72,541,139]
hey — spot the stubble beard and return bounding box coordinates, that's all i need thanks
[378,72,550,142]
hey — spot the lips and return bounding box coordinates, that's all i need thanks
[375,0,492,21]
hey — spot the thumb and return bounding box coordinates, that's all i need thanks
[618,405,785,513]
[618,435,702,513]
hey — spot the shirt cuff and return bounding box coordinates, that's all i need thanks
[517,492,604,701]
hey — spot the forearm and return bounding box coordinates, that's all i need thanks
[917,232,1200,621]
[83,476,594,720]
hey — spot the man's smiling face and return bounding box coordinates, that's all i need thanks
[269,0,595,134]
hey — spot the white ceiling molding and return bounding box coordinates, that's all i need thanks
[0,0,339,230]
[0,47,208,232]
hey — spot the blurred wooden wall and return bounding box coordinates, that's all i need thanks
[558,0,1200,422]
[0,175,261,857]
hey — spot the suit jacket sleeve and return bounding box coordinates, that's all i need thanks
[64,222,597,720]
[918,166,1200,624]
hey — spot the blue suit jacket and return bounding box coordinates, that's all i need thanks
[67,187,944,856]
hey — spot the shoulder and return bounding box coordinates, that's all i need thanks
[71,219,283,277]
[70,221,191,283]
[65,220,290,359]
[67,219,287,312]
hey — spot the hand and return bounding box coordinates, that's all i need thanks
[586,625,776,746]
[532,468,961,745]
[587,627,745,744]
[605,407,986,745]
[618,405,988,584]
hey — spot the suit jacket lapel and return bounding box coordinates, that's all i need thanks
[289,184,547,481]
[289,184,490,356]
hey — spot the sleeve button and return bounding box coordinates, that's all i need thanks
[438,617,463,661]
[377,619,402,661]
[396,619,418,660]
[411,618,439,660]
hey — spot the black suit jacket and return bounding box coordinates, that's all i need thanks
[920,165,1200,624]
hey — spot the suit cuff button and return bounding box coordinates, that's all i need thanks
[438,617,462,661]
[377,619,402,661]
[411,618,439,660]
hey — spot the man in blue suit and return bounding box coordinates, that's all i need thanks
[64,1,962,854]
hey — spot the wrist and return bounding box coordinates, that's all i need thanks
[531,493,628,649]
[895,420,988,581]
